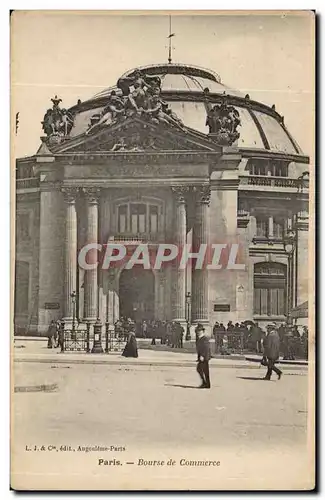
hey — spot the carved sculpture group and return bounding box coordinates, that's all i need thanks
[205,98,241,146]
[41,72,241,148]
[86,69,185,135]
[41,96,74,144]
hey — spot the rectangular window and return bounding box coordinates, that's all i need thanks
[139,214,145,233]
[277,288,285,315]
[118,205,127,233]
[260,288,268,315]
[130,204,146,234]
[149,205,158,234]
[270,288,278,316]
[273,218,285,239]
[254,287,286,316]
[256,217,268,237]
[270,162,288,177]
[253,288,261,315]
[250,163,267,176]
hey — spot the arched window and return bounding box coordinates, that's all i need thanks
[15,261,29,315]
[254,262,286,316]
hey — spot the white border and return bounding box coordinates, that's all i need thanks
[3,2,320,499]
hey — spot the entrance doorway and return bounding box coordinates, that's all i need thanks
[119,268,154,321]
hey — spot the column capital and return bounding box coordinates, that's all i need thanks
[171,186,189,204]
[62,187,79,204]
[83,187,101,204]
[193,185,211,205]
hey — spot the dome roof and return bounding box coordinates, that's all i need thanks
[93,63,244,99]
[68,62,304,156]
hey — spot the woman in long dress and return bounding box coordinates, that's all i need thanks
[122,330,138,358]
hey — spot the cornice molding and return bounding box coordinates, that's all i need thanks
[210,178,240,190]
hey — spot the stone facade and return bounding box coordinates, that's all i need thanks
[14,64,310,335]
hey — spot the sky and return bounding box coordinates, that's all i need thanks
[11,11,314,158]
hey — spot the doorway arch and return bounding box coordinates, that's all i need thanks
[119,268,155,321]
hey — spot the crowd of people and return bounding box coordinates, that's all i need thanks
[213,320,309,360]
[46,315,309,361]
[114,317,186,348]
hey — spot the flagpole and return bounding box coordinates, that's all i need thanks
[168,16,172,64]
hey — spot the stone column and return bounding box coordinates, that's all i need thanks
[295,210,309,305]
[268,215,274,238]
[83,188,100,323]
[191,185,210,327]
[62,187,78,321]
[171,187,188,325]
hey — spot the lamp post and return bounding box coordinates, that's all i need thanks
[70,291,76,336]
[92,318,104,354]
[283,230,295,324]
[105,293,110,353]
[185,292,191,340]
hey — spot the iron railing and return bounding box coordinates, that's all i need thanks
[112,233,162,243]
[60,321,126,353]
[16,177,39,189]
[239,175,309,190]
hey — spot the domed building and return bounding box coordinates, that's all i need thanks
[15,62,309,335]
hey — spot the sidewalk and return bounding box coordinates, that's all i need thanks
[13,338,308,370]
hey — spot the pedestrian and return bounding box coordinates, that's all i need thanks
[186,321,191,342]
[179,323,184,348]
[263,324,282,381]
[171,322,177,348]
[58,321,64,352]
[151,321,156,345]
[54,320,60,347]
[251,322,263,354]
[142,320,148,339]
[166,321,172,346]
[122,329,138,358]
[47,320,56,349]
[196,324,211,389]
[213,321,222,353]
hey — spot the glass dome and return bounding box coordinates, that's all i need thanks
[68,62,303,156]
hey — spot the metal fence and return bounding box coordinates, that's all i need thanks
[60,321,126,353]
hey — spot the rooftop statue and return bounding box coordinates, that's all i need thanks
[41,96,74,144]
[86,69,184,134]
[86,91,125,134]
[205,97,241,146]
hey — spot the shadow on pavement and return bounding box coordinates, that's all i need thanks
[237,376,274,381]
[164,383,201,389]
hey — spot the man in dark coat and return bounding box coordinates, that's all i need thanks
[196,324,211,389]
[47,320,56,348]
[251,322,263,353]
[263,324,282,381]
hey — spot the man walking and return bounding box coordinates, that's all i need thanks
[196,324,211,389]
[263,324,282,381]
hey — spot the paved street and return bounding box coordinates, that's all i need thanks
[12,358,313,490]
